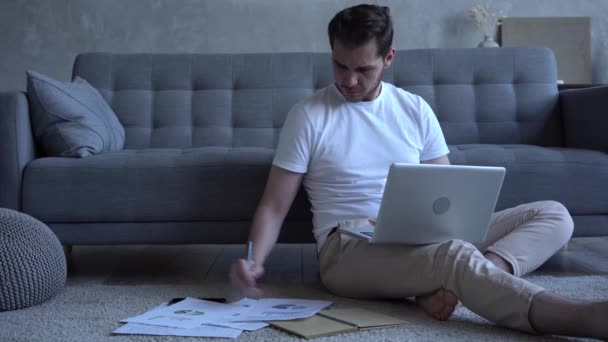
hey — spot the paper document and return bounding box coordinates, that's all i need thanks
[232,298,333,321]
[114,303,242,338]
[114,322,242,338]
[209,298,268,331]
[122,298,268,330]
[123,298,252,329]
[118,297,330,336]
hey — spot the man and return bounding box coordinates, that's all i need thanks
[231,4,608,339]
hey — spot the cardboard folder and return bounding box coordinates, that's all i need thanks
[269,308,407,339]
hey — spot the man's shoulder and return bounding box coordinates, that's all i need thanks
[300,84,335,106]
[383,82,423,104]
[382,83,435,123]
[289,84,336,115]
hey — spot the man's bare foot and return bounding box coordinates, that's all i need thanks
[415,288,459,321]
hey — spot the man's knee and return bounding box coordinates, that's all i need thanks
[539,200,574,243]
[320,273,340,295]
[435,239,479,267]
[431,239,486,290]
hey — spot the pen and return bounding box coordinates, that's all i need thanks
[247,240,253,271]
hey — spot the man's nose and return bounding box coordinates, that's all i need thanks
[343,72,357,87]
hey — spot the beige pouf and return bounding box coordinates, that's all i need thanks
[0,208,66,311]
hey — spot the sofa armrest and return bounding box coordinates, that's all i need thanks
[559,85,608,152]
[0,92,36,210]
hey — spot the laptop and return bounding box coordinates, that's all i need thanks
[338,163,506,245]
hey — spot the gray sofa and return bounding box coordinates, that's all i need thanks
[1,47,607,245]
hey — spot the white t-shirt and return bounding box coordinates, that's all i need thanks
[273,82,450,250]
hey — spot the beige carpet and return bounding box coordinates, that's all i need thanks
[1,274,606,342]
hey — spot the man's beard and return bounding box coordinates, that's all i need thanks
[360,69,384,101]
[342,69,384,102]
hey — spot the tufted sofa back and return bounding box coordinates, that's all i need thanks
[73,47,563,149]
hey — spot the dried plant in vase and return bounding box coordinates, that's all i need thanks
[469,3,505,47]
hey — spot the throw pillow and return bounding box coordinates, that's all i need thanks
[26,70,125,157]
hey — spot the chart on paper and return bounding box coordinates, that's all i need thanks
[232,299,332,321]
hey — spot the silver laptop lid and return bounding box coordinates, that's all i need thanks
[372,163,506,244]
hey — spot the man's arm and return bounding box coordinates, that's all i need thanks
[421,155,450,165]
[230,165,304,295]
[249,165,304,265]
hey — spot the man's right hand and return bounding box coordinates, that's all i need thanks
[228,166,303,298]
[230,258,265,298]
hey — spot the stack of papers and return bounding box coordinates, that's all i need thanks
[113,297,333,338]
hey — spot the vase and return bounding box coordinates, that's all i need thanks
[478,35,500,48]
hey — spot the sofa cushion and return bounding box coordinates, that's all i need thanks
[22,145,605,224]
[448,144,608,215]
[22,147,311,223]
[26,71,125,157]
[72,48,562,150]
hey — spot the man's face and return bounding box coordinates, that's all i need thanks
[331,38,395,102]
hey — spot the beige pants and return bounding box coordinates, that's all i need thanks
[318,200,574,333]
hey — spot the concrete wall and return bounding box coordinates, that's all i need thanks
[1,0,607,91]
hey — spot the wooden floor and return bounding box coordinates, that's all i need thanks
[66,237,608,286]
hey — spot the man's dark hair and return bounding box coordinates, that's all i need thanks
[328,4,393,58]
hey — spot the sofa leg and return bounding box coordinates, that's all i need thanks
[62,244,73,273]
[63,244,72,256]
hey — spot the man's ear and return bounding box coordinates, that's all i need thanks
[384,48,396,68]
